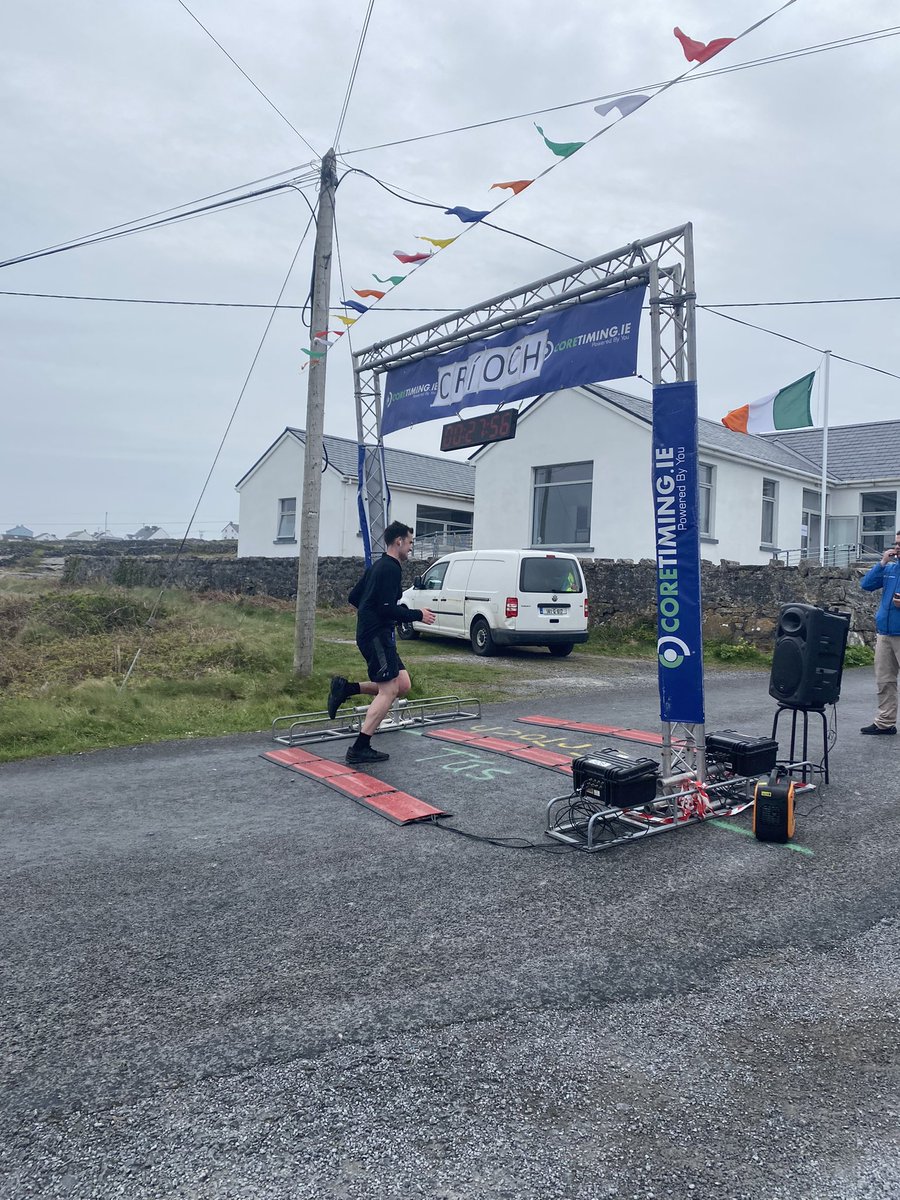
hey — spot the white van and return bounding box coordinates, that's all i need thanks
[399,549,589,657]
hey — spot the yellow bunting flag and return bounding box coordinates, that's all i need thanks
[490,180,533,195]
[336,315,357,327]
[417,235,457,249]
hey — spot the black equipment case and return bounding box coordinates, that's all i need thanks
[572,750,659,809]
[705,730,778,777]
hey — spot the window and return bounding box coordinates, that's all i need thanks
[761,479,778,546]
[801,488,822,558]
[520,556,583,593]
[415,504,473,552]
[276,497,296,541]
[699,462,714,537]
[419,561,448,591]
[860,491,897,556]
[532,461,593,546]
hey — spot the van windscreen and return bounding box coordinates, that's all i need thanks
[520,557,582,593]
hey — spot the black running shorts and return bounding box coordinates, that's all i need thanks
[357,632,405,684]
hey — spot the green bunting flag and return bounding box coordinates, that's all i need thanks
[534,123,584,158]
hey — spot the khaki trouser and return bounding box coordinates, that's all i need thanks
[874,633,900,727]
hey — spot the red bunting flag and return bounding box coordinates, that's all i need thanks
[673,26,734,64]
[354,289,385,300]
[394,250,431,264]
[490,180,533,195]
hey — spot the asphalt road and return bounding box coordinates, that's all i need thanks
[1,665,898,1200]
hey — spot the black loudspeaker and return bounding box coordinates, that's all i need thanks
[768,603,850,708]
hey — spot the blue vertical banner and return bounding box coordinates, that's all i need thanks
[651,382,705,724]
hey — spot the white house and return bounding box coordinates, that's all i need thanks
[471,385,899,565]
[236,428,475,559]
[221,522,239,540]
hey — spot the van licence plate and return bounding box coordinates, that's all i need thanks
[541,605,567,616]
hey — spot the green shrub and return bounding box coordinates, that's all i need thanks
[707,638,767,664]
[26,592,162,639]
[844,643,875,668]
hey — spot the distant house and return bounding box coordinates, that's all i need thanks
[65,530,93,541]
[93,530,118,541]
[129,525,172,541]
[4,525,33,540]
[236,428,475,559]
[221,522,239,539]
[33,532,58,541]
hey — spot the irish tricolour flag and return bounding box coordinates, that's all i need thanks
[721,373,815,434]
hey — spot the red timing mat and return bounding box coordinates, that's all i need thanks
[262,747,449,825]
[518,715,687,748]
[423,727,573,776]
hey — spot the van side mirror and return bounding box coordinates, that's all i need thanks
[413,576,424,589]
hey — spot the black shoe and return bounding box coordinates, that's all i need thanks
[327,676,350,720]
[860,723,897,735]
[345,745,390,765]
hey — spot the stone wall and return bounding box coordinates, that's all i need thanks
[61,551,880,646]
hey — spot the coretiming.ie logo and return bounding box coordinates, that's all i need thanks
[658,635,692,669]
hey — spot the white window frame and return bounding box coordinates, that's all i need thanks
[276,496,296,541]
[531,461,593,548]
[698,461,715,538]
[761,478,778,547]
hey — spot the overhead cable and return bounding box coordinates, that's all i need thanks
[340,25,900,156]
[176,0,320,155]
[699,307,900,383]
[0,178,314,271]
[333,0,376,149]
[118,209,317,692]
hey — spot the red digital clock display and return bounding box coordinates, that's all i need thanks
[440,409,519,452]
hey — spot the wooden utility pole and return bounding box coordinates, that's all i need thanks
[293,148,338,677]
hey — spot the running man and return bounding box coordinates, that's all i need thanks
[327,521,435,764]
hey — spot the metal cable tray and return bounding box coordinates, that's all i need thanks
[272,695,482,747]
[546,776,758,853]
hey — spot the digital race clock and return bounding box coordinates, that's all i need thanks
[440,409,519,452]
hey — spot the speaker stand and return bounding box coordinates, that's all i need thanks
[771,704,829,785]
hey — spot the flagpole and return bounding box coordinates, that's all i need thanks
[819,351,831,566]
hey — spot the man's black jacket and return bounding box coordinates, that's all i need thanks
[349,554,423,642]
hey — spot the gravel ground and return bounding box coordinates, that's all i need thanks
[1,666,898,1199]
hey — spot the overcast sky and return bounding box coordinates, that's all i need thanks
[2,1,898,537]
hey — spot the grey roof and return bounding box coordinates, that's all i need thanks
[580,385,829,479]
[238,429,475,499]
[761,419,900,483]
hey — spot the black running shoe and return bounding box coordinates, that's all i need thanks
[346,745,390,765]
[327,676,350,720]
[860,723,897,735]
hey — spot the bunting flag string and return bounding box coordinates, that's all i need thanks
[417,236,457,249]
[490,180,533,195]
[301,348,326,359]
[324,6,787,362]
[674,26,735,63]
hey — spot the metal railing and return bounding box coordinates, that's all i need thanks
[774,544,867,567]
[414,530,474,558]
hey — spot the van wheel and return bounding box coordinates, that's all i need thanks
[548,643,574,658]
[397,622,419,641]
[471,618,495,657]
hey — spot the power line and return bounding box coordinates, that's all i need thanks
[176,0,320,156]
[0,178,314,271]
[699,307,900,383]
[340,25,900,156]
[333,0,376,149]
[7,289,900,312]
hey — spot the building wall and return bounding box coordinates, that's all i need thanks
[473,390,819,564]
[237,435,474,559]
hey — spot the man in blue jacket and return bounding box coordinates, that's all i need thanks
[859,530,900,734]
[327,521,436,764]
